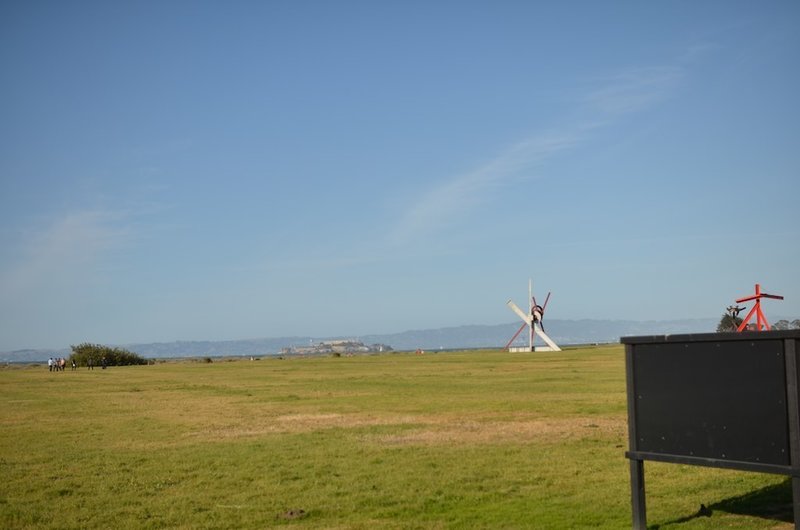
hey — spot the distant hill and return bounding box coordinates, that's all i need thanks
[358,318,720,351]
[1,318,729,363]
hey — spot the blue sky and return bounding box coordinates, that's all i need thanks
[1,1,798,350]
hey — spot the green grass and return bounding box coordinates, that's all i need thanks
[0,346,792,529]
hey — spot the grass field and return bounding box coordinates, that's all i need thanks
[0,346,793,529]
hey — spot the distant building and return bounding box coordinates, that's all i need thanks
[280,340,392,355]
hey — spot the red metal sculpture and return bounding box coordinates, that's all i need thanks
[735,283,784,332]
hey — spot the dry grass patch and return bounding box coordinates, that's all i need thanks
[183,412,423,441]
[170,409,626,446]
[117,400,627,447]
[373,415,626,446]
[120,386,629,444]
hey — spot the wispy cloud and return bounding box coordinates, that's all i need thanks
[390,132,579,244]
[0,210,133,296]
[390,63,688,244]
[583,66,684,115]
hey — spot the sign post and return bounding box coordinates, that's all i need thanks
[623,330,800,529]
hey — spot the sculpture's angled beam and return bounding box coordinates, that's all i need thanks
[542,292,551,312]
[507,300,531,324]
[504,322,528,350]
[736,283,784,303]
[535,325,562,351]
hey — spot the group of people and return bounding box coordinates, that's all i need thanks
[47,357,107,371]
[47,357,75,371]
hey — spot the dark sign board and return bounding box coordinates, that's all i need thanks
[631,338,789,466]
[622,330,800,529]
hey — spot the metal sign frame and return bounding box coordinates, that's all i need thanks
[622,330,800,529]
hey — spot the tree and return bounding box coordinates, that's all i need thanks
[69,343,149,367]
[717,313,742,332]
[772,320,790,330]
[792,319,800,330]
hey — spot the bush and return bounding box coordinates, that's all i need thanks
[716,313,742,332]
[69,343,149,367]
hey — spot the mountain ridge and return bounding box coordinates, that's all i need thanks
[1,317,726,362]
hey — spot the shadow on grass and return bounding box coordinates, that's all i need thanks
[651,477,793,529]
